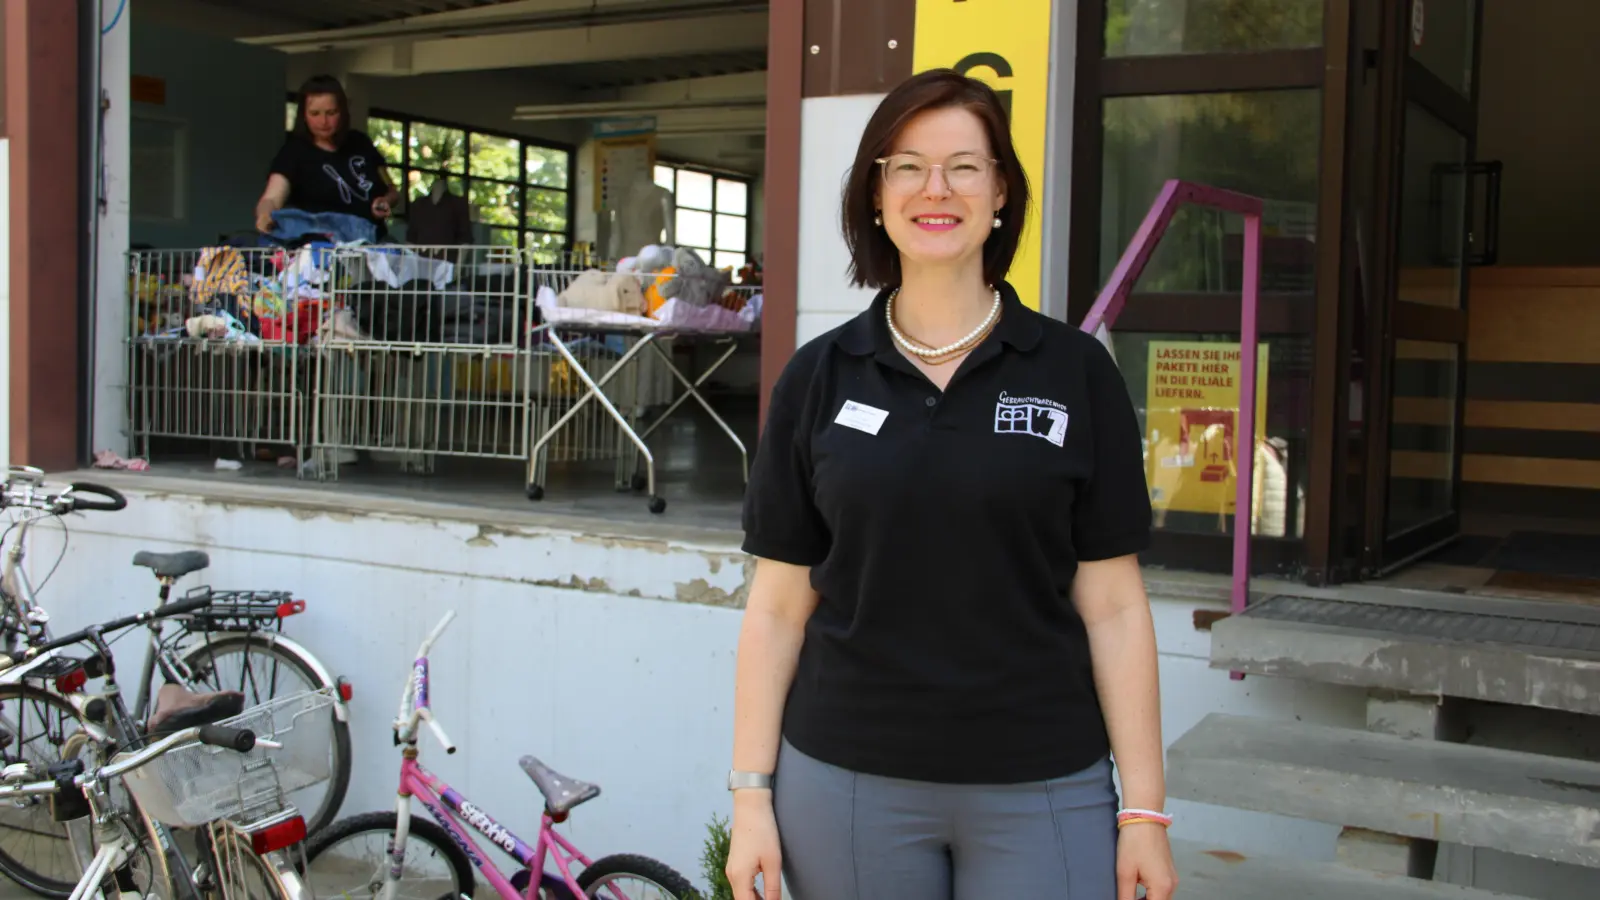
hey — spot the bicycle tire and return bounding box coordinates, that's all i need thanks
[179,633,353,835]
[302,812,475,900]
[575,854,697,899]
[0,684,92,898]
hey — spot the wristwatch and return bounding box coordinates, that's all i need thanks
[727,770,774,791]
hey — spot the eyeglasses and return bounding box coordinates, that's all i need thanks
[875,153,998,196]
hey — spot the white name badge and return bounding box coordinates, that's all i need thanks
[834,400,889,435]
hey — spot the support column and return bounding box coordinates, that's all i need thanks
[1336,690,1466,878]
[6,0,81,471]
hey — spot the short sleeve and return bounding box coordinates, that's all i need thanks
[1072,337,1153,561]
[351,131,388,172]
[741,371,830,566]
[268,139,299,179]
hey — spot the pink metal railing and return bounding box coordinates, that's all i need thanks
[1078,179,1264,628]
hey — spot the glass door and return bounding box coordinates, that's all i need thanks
[1365,0,1483,572]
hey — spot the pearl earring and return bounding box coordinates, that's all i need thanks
[874,214,882,226]
[992,216,1002,229]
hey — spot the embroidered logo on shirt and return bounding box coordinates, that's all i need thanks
[994,391,1069,447]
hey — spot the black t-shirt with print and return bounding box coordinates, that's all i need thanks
[741,281,1153,785]
[268,130,389,224]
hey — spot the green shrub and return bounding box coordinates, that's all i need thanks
[700,813,734,900]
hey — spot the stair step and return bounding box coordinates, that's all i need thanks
[1168,714,1600,869]
[1174,839,1522,900]
[1211,592,1600,716]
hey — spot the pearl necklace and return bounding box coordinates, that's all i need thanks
[886,286,1002,359]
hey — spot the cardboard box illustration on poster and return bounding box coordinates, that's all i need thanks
[1145,341,1270,519]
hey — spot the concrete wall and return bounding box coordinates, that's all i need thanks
[128,20,288,247]
[32,478,1367,885]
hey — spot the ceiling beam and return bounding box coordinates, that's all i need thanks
[567,71,768,106]
[241,0,766,52]
[327,12,768,76]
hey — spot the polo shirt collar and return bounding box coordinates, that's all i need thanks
[836,279,1042,358]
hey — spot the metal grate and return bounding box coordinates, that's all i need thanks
[1245,594,1600,655]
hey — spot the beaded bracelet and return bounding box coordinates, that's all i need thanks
[1116,808,1173,829]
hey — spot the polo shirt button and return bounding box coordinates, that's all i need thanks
[925,396,937,407]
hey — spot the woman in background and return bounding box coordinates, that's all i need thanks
[255,75,399,241]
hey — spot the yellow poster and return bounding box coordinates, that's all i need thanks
[913,0,1052,311]
[1145,341,1271,520]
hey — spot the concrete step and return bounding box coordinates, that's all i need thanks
[1174,839,1522,899]
[1211,591,1600,716]
[1167,713,1600,869]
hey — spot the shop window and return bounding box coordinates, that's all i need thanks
[368,112,572,257]
[1100,90,1321,296]
[1111,331,1312,539]
[1104,0,1323,57]
[654,163,752,271]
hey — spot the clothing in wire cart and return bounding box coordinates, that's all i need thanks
[526,267,762,514]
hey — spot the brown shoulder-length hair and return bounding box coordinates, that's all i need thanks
[291,75,352,146]
[841,69,1031,290]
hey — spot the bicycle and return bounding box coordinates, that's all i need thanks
[302,611,697,900]
[0,594,324,900]
[0,466,353,895]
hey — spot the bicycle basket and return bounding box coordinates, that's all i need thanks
[118,687,337,828]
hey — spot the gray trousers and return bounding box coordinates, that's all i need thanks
[773,739,1118,899]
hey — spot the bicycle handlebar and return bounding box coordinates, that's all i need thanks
[0,475,128,516]
[397,611,458,754]
[0,722,257,800]
[64,483,127,513]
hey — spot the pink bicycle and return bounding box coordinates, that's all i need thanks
[300,611,696,900]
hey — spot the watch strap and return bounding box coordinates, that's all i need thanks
[727,770,774,791]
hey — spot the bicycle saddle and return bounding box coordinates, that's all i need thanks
[518,755,600,815]
[146,683,246,737]
[132,550,210,580]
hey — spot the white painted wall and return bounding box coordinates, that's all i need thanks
[796,95,882,345]
[32,480,1369,886]
[0,139,10,470]
[91,4,133,458]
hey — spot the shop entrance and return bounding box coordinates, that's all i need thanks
[1358,0,1481,573]
[1355,0,1600,596]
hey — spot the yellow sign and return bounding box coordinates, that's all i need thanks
[1145,341,1271,521]
[913,0,1052,310]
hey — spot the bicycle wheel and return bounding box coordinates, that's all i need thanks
[180,634,352,835]
[205,823,299,900]
[301,812,473,900]
[0,683,90,897]
[575,854,696,900]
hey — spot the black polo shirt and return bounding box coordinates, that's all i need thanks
[742,280,1152,784]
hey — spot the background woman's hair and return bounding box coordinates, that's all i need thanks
[291,74,353,145]
[840,68,1032,290]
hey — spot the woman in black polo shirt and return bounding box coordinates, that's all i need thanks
[726,69,1178,900]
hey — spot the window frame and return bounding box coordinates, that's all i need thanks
[365,108,576,254]
[1067,0,1355,581]
[652,159,754,270]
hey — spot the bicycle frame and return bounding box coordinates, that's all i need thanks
[393,757,605,900]
[386,613,628,900]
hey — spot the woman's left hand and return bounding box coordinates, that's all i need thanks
[1117,823,1178,900]
[372,195,393,219]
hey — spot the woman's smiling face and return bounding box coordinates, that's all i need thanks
[876,106,1005,272]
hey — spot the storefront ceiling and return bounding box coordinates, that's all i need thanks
[535,51,766,90]
[222,0,530,30]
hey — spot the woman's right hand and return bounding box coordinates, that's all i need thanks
[256,210,276,233]
[726,792,783,900]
